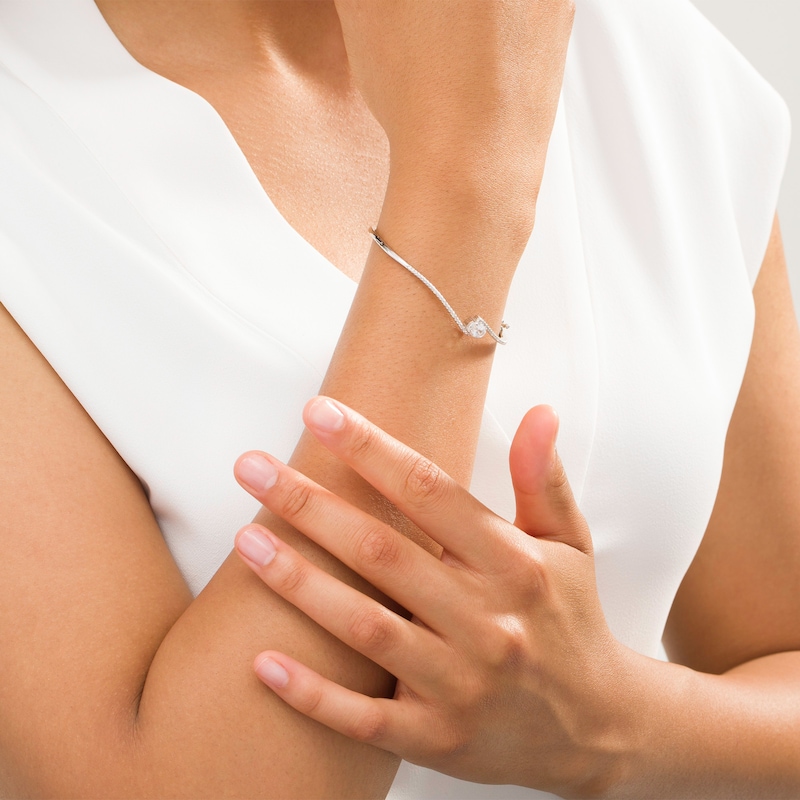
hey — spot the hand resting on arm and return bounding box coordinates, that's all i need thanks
[234,216,800,799]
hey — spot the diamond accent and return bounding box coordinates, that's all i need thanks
[369,228,509,344]
[465,317,488,338]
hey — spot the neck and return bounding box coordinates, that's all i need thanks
[94,0,349,82]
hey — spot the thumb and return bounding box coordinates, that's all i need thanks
[509,406,592,554]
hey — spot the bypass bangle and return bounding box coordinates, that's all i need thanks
[368,228,509,345]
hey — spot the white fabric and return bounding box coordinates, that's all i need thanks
[0,0,790,797]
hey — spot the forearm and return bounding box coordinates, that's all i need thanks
[127,166,535,798]
[290,160,534,533]
[613,650,800,799]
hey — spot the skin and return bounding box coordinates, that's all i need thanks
[0,0,575,797]
[4,1,794,796]
[235,217,800,798]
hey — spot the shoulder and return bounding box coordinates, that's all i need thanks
[566,0,791,285]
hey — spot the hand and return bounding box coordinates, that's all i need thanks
[233,397,639,797]
[334,0,575,201]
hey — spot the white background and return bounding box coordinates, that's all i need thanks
[690,0,799,304]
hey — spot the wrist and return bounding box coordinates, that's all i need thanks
[547,644,648,800]
[374,164,537,298]
[591,652,699,800]
[386,151,540,240]
[388,123,548,198]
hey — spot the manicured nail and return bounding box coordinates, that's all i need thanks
[307,397,346,432]
[237,528,276,567]
[256,656,289,688]
[237,454,278,492]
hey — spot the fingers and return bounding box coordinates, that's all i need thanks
[234,453,470,623]
[252,650,424,758]
[235,525,451,685]
[509,405,592,554]
[299,396,512,567]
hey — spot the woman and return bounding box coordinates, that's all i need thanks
[0,1,794,799]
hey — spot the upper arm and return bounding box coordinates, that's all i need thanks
[664,215,800,673]
[0,300,191,794]
[0,296,399,799]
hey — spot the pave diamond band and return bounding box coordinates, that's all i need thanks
[368,228,509,345]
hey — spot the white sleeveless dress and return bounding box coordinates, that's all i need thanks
[0,1,790,797]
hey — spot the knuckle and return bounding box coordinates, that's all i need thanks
[344,419,380,461]
[546,454,583,528]
[278,479,315,520]
[452,674,485,713]
[553,512,592,553]
[347,606,395,653]
[273,558,310,596]
[401,454,448,511]
[352,522,402,572]
[432,658,490,720]
[295,682,325,717]
[481,616,531,672]
[431,720,469,760]
[523,548,548,595]
[348,709,387,744]
[549,455,571,494]
[500,540,548,597]
[497,626,529,671]
[517,561,549,607]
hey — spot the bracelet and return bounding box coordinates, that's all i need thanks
[368,228,510,345]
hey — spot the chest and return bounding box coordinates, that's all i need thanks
[147,65,390,282]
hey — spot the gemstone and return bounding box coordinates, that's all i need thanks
[466,317,488,338]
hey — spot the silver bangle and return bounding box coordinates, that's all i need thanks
[368,228,509,345]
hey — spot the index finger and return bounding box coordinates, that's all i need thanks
[302,396,512,567]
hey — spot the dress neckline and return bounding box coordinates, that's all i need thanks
[84,0,358,287]
[0,0,602,510]
[0,0,359,374]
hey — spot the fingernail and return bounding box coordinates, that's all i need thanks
[237,454,278,492]
[307,397,345,432]
[256,656,289,688]
[237,528,276,567]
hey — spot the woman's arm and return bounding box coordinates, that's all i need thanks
[651,215,800,797]
[0,3,575,796]
[222,216,800,798]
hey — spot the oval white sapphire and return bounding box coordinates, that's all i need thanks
[466,317,488,338]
